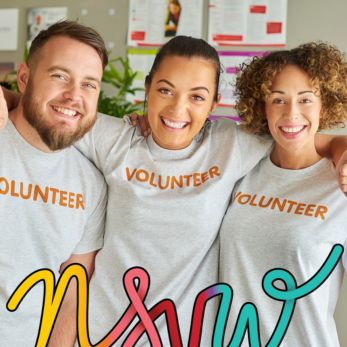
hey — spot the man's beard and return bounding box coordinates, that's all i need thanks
[22,81,96,151]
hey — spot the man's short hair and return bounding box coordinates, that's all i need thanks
[27,20,108,70]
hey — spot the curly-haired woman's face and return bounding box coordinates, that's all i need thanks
[265,64,322,155]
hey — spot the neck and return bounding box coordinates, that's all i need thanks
[9,103,53,153]
[270,143,322,170]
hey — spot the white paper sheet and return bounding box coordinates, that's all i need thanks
[218,51,267,106]
[128,0,203,46]
[0,9,19,51]
[208,0,287,46]
[127,48,158,102]
[27,7,68,47]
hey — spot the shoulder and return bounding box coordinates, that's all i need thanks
[198,118,238,143]
[93,112,130,133]
[205,117,272,147]
[0,119,17,141]
[92,113,140,141]
[209,117,238,133]
[67,146,105,185]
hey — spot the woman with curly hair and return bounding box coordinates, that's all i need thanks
[220,42,347,346]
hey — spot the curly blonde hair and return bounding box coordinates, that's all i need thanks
[235,42,347,135]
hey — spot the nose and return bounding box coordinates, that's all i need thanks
[166,96,186,117]
[284,101,300,119]
[62,81,82,103]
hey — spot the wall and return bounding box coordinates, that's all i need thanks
[0,0,347,62]
[0,0,346,344]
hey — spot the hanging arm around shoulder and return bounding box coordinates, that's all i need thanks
[315,133,347,195]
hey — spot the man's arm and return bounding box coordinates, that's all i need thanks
[48,251,98,347]
[315,133,347,194]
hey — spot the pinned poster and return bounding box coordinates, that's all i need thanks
[208,0,287,46]
[127,48,158,103]
[218,51,267,107]
[0,9,19,50]
[128,0,203,46]
[27,7,68,48]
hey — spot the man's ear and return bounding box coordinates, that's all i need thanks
[17,62,30,93]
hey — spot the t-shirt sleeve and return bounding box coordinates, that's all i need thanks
[74,113,126,174]
[235,125,273,178]
[343,239,347,271]
[72,177,107,254]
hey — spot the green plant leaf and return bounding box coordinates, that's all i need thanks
[98,55,144,118]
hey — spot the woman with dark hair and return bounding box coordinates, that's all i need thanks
[220,43,347,347]
[75,35,273,345]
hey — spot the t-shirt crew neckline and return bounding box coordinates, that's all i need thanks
[262,155,333,180]
[146,132,202,160]
[8,119,65,158]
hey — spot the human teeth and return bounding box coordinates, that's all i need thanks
[281,126,304,133]
[162,118,188,129]
[54,106,77,117]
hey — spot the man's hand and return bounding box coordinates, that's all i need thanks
[336,149,347,195]
[0,87,9,130]
[129,113,151,137]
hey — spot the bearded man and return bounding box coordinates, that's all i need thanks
[0,20,108,346]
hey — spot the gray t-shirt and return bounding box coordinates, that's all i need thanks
[75,114,272,346]
[0,120,107,346]
[220,156,347,347]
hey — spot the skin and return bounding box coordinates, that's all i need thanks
[48,251,97,347]
[145,55,219,150]
[0,87,8,130]
[11,35,103,152]
[169,3,181,18]
[266,64,322,169]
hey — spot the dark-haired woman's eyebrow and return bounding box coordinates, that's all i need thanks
[156,79,209,93]
[157,79,175,87]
